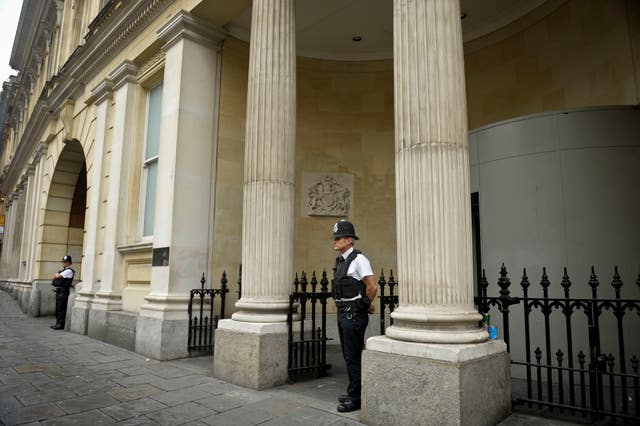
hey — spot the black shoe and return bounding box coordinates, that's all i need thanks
[338,394,349,403]
[51,324,64,330]
[337,399,361,413]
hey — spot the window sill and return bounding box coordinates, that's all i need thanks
[117,241,153,254]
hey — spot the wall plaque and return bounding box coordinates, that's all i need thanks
[302,172,353,217]
[152,247,170,266]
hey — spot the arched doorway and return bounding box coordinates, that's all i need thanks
[36,139,86,290]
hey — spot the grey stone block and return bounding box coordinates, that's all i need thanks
[64,291,76,331]
[361,347,511,426]
[70,304,89,335]
[213,327,289,390]
[135,316,189,361]
[87,309,108,341]
[33,280,56,316]
[104,311,137,351]
[28,287,41,317]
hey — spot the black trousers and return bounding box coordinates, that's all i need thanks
[55,289,70,326]
[337,305,369,403]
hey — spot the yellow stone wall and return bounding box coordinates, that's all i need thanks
[212,38,397,314]
[121,252,152,312]
[465,0,640,129]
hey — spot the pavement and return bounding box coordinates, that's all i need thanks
[0,290,584,426]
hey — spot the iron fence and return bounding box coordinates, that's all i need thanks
[477,265,640,422]
[287,270,333,377]
[377,269,399,335]
[187,271,231,356]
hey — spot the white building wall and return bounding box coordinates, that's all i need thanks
[470,106,640,379]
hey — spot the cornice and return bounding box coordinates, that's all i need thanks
[109,60,139,91]
[158,10,228,51]
[0,0,173,194]
[71,0,173,85]
[86,78,114,105]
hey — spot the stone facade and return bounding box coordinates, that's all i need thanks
[0,1,637,424]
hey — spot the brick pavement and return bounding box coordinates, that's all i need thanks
[0,290,581,426]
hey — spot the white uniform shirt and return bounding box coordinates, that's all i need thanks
[337,247,373,301]
[60,268,74,279]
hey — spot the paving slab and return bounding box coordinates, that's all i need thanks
[0,402,66,426]
[0,289,589,426]
[56,392,120,414]
[108,384,164,402]
[40,409,117,426]
[99,397,167,421]
[144,401,215,426]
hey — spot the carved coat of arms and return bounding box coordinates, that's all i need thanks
[306,175,351,216]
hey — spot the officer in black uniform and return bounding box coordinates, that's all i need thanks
[331,220,378,413]
[51,255,74,330]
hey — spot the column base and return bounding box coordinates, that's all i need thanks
[29,280,56,317]
[213,319,289,390]
[362,336,511,426]
[88,295,123,339]
[70,290,93,334]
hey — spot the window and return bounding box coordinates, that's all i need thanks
[141,83,162,237]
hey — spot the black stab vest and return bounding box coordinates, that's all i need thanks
[332,250,365,300]
[52,267,75,292]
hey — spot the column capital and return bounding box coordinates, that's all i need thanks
[108,60,138,91]
[32,142,48,164]
[158,10,227,51]
[86,78,114,105]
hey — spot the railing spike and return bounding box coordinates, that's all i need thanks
[611,265,623,290]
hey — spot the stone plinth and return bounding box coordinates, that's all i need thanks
[361,336,511,426]
[213,320,289,390]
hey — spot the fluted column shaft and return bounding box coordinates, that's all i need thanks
[386,0,486,343]
[233,0,296,323]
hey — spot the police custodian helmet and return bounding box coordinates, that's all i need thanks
[61,255,72,264]
[332,220,359,240]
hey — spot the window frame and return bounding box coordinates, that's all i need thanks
[138,82,163,240]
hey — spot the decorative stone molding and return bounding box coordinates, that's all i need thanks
[302,172,353,217]
[117,241,153,254]
[137,50,165,85]
[108,60,139,91]
[86,78,114,105]
[0,0,172,200]
[59,98,75,142]
[157,10,228,51]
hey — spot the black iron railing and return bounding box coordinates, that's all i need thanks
[287,270,332,377]
[477,265,640,422]
[187,271,230,356]
[377,269,399,335]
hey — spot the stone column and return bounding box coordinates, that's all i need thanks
[135,11,226,360]
[71,79,112,334]
[18,171,35,282]
[214,0,296,390]
[26,145,49,311]
[88,61,137,339]
[361,1,510,425]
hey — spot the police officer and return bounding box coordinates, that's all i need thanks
[51,255,74,330]
[331,220,378,413]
